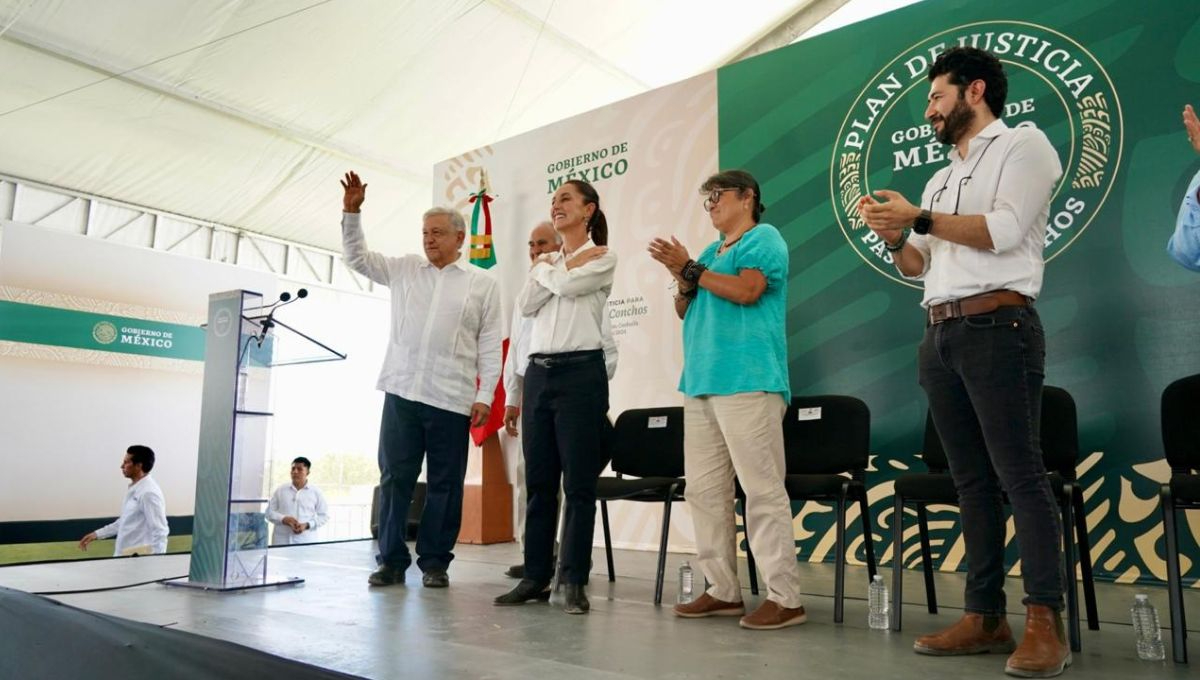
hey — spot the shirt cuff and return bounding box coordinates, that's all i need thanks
[474,389,493,406]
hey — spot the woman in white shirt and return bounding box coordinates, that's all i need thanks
[494,180,616,614]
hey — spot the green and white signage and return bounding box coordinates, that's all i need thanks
[0,300,205,361]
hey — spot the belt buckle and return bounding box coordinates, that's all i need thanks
[539,356,555,368]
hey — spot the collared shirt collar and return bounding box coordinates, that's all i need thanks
[952,118,1009,162]
[418,252,469,270]
[561,238,597,260]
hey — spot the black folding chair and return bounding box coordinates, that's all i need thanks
[1160,373,1200,663]
[740,395,877,622]
[596,407,685,605]
[890,386,1099,653]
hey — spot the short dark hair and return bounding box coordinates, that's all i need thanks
[700,169,766,222]
[292,456,312,470]
[127,445,155,473]
[928,46,1007,118]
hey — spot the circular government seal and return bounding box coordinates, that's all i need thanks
[830,21,1122,287]
[213,308,233,337]
[91,321,118,345]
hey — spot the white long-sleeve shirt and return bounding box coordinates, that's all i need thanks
[905,119,1063,306]
[516,239,617,356]
[503,302,618,408]
[266,482,329,545]
[93,475,169,556]
[342,212,503,416]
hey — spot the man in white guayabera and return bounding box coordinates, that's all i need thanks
[340,171,502,590]
[79,445,169,556]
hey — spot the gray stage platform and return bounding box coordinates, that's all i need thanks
[0,540,1194,679]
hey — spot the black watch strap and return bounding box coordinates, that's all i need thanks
[913,209,933,235]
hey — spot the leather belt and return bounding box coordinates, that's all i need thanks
[927,290,1030,325]
[529,350,602,369]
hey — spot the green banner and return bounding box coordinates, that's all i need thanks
[0,300,205,362]
[718,0,1200,584]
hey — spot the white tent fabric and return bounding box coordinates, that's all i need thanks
[0,0,917,256]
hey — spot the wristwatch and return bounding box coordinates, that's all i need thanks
[912,209,933,235]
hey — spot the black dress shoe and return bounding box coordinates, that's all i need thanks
[494,579,551,606]
[504,564,525,579]
[422,569,449,588]
[368,564,405,587]
[563,583,589,614]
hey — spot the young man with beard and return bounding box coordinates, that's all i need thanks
[858,47,1068,677]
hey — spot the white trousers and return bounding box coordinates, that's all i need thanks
[683,392,802,608]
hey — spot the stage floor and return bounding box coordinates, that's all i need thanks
[0,540,1195,679]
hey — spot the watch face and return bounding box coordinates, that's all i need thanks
[914,210,932,235]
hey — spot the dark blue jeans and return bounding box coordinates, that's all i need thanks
[522,350,608,585]
[375,394,470,573]
[918,304,1065,614]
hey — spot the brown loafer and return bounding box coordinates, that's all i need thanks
[1005,605,1072,678]
[739,600,807,630]
[673,593,746,618]
[913,613,1016,656]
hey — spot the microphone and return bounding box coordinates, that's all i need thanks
[258,288,308,346]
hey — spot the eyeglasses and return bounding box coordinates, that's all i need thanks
[703,188,739,212]
[927,136,997,215]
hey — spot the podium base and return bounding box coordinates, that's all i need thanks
[161,576,304,593]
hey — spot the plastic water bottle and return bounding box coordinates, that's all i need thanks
[868,574,889,630]
[1131,594,1165,661]
[678,561,695,604]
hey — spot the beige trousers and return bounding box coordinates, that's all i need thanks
[683,392,802,608]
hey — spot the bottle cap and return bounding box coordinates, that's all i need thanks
[1135,594,1149,602]
[873,574,883,582]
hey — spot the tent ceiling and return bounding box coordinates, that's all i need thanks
[0,0,912,257]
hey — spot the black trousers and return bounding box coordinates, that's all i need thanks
[522,350,608,585]
[918,304,1064,614]
[375,394,470,573]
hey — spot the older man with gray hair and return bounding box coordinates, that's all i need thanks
[340,171,502,589]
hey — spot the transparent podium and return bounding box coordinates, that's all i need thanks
[165,290,345,592]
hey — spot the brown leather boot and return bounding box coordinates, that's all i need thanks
[913,613,1016,655]
[1005,604,1072,677]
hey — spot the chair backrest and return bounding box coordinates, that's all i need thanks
[610,407,685,479]
[1162,373,1200,472]
[781,395,870,475]
[920,410,950,473]
[921,385,1079,479]
[1040,385,1079,480]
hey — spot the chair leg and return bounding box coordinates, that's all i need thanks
[1072,488,1100,631]
[834,486,849,624]
[741,498,759,596]
[891,492,904,632]
[916,504,938,614]
[600,500,615,583]
[1162,485,1187,664]
[654,490,675,606]
[1061,485,1081,653]
[858,489,877,579]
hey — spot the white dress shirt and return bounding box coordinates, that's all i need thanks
[906,119,1063,307]
[516,239,616,356]
[93,475,169,556]
[342,213,503,416]
[503,302,619,408]
[267,482,329,545]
